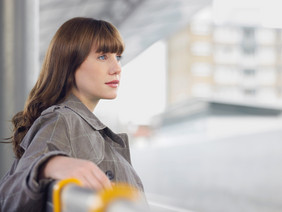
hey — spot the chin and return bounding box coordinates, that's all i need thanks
[104,95,118,100]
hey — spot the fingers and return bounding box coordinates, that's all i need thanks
[80,174,104,190]
[78,161,112,190]
[89,163,112,189]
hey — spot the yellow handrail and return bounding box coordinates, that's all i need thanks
[93,183,139,212]
[52,178,82,212]
[51,179,142,212]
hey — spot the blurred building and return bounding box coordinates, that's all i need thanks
[167,7,282,107]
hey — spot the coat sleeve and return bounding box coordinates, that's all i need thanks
[0,109,72,212]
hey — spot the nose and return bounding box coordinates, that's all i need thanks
[109,57,121,75]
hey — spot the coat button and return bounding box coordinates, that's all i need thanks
[105,170,114,180]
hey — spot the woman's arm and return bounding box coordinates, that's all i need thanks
[39,155,111,190]
[0,110,110,212]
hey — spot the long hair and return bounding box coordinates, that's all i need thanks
[11,17,124,158]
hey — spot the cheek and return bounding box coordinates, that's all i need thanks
[75,66,100,91]
[75,69,89,89]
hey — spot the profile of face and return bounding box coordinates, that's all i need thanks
[40,18,124,111]
[72,47,122,107]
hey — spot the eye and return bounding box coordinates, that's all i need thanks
[116,55,122,61]
[98,55,107,60]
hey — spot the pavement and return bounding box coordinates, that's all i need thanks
[130,116,282,212]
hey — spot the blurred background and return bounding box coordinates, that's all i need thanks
[1,0,282,211]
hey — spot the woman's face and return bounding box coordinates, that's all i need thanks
[72,48,122,110]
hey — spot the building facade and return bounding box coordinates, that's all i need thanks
[167,9,282,107]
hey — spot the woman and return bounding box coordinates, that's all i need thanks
[0,17,144,211]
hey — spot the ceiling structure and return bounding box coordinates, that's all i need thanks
[39,0,212,64]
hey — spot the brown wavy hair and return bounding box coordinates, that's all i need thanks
[10,17,124,158]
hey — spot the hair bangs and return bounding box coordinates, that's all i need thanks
[94,21,124,55]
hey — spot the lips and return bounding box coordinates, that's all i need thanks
[105,80,119,88]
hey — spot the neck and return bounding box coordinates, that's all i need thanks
[71,90,99,112]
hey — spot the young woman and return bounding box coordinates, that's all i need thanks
[0,17,144,211]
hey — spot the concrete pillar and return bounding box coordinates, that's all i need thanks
[0,0,39,178]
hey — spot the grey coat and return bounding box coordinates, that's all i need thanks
[0,94,143,212]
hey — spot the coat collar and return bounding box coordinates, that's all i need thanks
[61,93,106,131]
[62,94,126,147]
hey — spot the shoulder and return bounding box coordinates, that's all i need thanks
[20,106,74,151]
[39,104,100,138]
[37,94,107,135]
[36,105,84,136]
[41,105,75,117]
[40,104,84,123]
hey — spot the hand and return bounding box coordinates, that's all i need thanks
[39,156,112,190]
